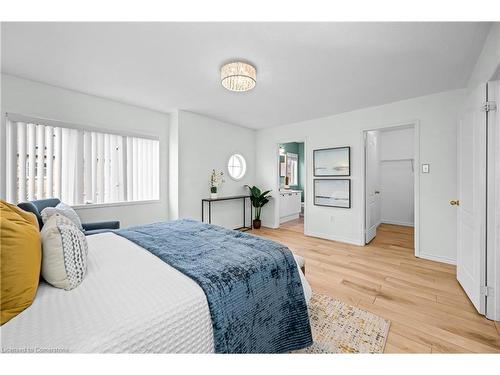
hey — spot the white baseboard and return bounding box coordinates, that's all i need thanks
[261,223,278,229]
[381,220,414,227]
[280,213,300,224]
[418,252,456,265]
[305,230,364,246]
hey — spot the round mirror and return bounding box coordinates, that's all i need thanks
[227,153,247,180]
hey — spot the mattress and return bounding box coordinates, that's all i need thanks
[1,232,311,353]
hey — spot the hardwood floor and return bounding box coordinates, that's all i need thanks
[250,219,500,353]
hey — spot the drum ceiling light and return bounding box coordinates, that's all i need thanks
[220,61,256,92]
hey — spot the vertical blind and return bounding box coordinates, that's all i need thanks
[5,117,160,205]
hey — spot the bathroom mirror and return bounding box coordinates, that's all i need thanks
[286,153,298,186]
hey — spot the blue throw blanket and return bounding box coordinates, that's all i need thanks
[116,219,312,353]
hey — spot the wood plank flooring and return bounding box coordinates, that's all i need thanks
[250,219,500,353]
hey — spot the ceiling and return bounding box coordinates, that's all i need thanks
[1,22,491,129]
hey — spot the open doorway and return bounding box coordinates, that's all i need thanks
[277,142,305,233]
[363,123,419,254]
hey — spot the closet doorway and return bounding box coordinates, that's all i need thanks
[363,123,420,255]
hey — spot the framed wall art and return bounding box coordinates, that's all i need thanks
[313,146,350,176]
[313,179,351,208]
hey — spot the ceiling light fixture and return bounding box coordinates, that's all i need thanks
[220,61,256,92]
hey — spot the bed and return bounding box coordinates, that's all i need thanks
[1,220,312,353]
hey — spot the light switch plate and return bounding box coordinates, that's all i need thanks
[422,164,430,173]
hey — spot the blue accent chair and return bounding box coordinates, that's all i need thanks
[18,198,120,236]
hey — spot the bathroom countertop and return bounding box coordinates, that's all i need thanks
[279,189,303,194]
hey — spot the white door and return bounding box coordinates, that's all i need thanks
[365,131,381,243]
[457,83,487,314]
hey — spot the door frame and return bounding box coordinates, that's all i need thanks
[360,120,421,257]
[486,80,500,321]
[274,138,308,233]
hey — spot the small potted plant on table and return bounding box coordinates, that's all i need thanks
[246,185,272,229]
[209,169,225,199]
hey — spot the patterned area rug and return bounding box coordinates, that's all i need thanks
[295,293,390,353]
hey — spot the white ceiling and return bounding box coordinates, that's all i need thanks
[1,22,491,129]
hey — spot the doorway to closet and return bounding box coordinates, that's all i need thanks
[364,124,418,250]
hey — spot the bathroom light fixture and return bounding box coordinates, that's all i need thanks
[220,61,256,92]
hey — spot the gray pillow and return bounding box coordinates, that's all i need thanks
[41,202,83,231]
[40,214,88,290]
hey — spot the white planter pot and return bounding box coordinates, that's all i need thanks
[210,193,218,199]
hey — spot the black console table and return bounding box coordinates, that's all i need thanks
[201,195,253,231]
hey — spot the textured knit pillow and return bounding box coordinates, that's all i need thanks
[1,200,41,325]
[40,213,88,290]
[41,202,83,231]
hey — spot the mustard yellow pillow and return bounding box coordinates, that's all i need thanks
[1,200,41,325]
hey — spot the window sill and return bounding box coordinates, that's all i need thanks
[72,200,161,210]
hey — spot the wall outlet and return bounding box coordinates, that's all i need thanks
[422,164,430,173]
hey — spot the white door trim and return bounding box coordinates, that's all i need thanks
[486,80,500,321]
[274,138,308,232]
[360,120,421,257]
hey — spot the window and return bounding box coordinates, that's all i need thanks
[227,153,247,180]
[286,153,298,186]
[5,115,160,205]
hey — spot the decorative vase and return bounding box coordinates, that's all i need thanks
[210,186,218,199]
[253,219,261,229]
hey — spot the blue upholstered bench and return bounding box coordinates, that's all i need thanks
[18,198,120,236]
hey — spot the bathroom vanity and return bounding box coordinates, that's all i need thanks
[279,189,302,223]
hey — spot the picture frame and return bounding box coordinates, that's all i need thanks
[313,146,350,176]
[313,179,351,208]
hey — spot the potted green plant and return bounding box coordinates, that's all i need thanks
[209,169,225,199]
[246,185,272,229]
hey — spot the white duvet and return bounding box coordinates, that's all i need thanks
[1,232,311,353]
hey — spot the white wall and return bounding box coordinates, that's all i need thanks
[379,127,415,227]
[256,89,465,264]
[467,23,500,90]
[174,111,256,229]
[380,127,414,161]
[168,110,179,220]
[0,74,170,227]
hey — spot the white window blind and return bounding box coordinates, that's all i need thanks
[5,117,160,205]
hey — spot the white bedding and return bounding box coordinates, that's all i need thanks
[1,232,311,353]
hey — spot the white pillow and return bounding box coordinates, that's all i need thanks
[41,202,83,231]
[40,213,88,290]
